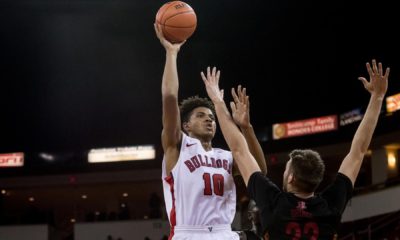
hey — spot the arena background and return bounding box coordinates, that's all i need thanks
[0,0,399,239]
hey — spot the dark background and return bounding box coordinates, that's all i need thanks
[0,0,399,159]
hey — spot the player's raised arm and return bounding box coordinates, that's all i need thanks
[201,66,261,185]
[339,59,390,185]
[154,23,186,175]
[231,86,267,175]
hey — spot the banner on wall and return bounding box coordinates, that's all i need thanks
[88,145,155,163]
[340,108,364,126]
[273,115,338,140]
[0,152,24,167]
[386,93,400,113]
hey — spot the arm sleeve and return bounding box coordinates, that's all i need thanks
[320,173,354,214]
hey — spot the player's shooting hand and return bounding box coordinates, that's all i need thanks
[154,23,185,53]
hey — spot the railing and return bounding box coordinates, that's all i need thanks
[340,210,400,240]
[339,232,355,240]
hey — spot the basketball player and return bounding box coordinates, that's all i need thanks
[201,59,390,239]
[154,24,266,240]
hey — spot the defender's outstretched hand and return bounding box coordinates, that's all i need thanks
[231,85,267,174]
[231,85,251,128]
[358,59,390,98]
[201,66,223,103]
[339,59,391,185]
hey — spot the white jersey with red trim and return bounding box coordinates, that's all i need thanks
[162,133,236,228]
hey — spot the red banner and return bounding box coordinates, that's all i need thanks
[0,152,24,167]
[273,115,338,140]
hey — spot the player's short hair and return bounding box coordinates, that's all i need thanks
[289,149,325,193]
[180,96,216,125]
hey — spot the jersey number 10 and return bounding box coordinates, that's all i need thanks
[203,173,224,196]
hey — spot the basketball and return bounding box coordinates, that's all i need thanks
[155,1,197,43]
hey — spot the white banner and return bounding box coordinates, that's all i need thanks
[88,145,155,163]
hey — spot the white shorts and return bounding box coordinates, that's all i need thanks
[171,224,240,240]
